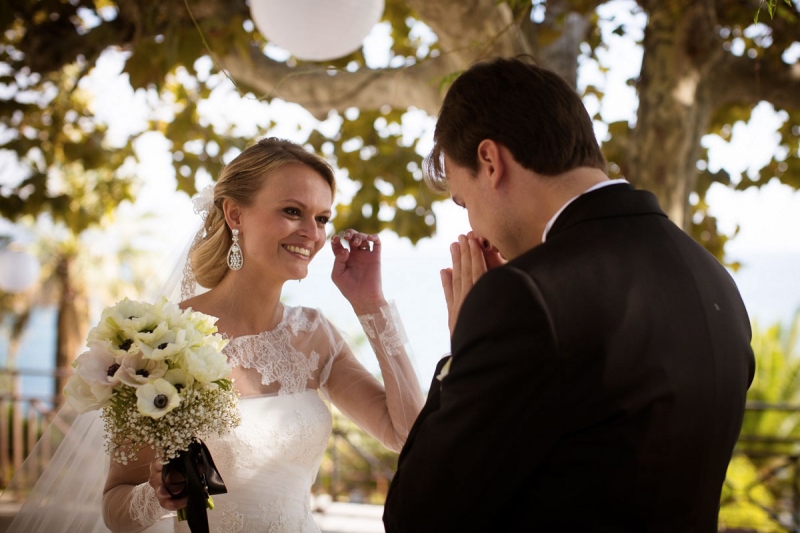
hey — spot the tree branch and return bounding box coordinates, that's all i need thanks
[709,53,800,110]
[532,7,592,88]
[404,0,522,68]
[16,9,136,75]
[218,44,450,117]
[216,0,536,118]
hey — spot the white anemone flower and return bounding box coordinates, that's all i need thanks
[64,374,113,414]
[136,378,181,419]
[163,368,193,393]
[182,308,219,336]
[118,351,168,387]
[185,344,231,383]
[89,298,171,356]
[154,297,183,323]
[137,324,189,361]
[74,342,122,387]
[97,298,154,333]
[88,322,138,358]
[86,318,122,349]
[206,333,229,353]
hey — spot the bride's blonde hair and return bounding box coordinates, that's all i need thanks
[190,138,336,288]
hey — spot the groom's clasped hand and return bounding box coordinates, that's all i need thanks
[440,232,504,336]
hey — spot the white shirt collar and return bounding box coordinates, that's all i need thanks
[541,179,629,243]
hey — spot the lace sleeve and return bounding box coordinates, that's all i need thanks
[323,302,424,453]
[102,451,175,532]
[358,301,412,358]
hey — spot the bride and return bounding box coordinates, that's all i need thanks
[9,137,424,533]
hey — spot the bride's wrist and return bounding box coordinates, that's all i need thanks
[352,298,388,317]
[130,481,173,526]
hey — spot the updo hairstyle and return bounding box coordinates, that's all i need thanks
[189,138,335,288]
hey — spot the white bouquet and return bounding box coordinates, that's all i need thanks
[64,297,240,531]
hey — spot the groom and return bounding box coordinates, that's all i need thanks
[383,57,755,531]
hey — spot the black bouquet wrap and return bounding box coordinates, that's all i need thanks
[162,440,226,532]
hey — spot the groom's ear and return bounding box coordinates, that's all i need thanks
[476,139,505,190]
[222,198,243,229]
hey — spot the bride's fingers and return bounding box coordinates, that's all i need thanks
[345,230,368,249]
[148,461,181,510]
[366,233,381,254]
[349,232,366,248]
[340,229,379,252]
[157,488,187,510]
[331,234,346,255]
[331,237,349,273]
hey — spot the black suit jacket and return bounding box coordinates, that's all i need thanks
[383,184,755,532]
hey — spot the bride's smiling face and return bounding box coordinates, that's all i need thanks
[232,163,333,282]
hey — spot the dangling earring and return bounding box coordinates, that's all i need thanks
[227,228,243,270]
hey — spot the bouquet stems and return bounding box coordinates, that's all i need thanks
[163,441,227,533]
[177,496,214,522]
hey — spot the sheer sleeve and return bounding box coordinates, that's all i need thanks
[102,448,175,533]
[322,302,424,453]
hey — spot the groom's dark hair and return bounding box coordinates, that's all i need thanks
[425,56,607,192]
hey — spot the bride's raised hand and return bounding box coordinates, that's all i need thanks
[331,229,387,315]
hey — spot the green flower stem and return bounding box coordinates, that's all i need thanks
[176,497,215,522]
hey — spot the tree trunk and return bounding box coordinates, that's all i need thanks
[627,2,720,230]
[523,2,591,88]
[54,254,87,407]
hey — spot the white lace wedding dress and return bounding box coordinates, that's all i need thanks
[100,303,422,533]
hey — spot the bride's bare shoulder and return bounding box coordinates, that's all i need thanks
[179,291,236,336]
[179,291,213,313]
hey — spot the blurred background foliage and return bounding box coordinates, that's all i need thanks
[1,0,799,251]
[720,310,800,532]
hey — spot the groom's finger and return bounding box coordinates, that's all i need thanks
[441,268,456,336]
[467,230,505,271]
[469,236,487,284]
[483,247,505,269]
[441,268,454,313]
[450,241,462,306]
[459,235,473,296]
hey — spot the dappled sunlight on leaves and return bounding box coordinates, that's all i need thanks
[721,312,800,531]
[306,108,442,243]
[720,455,783,532]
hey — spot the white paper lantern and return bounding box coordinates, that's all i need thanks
[249,0,385,62]
[0,249,41,293]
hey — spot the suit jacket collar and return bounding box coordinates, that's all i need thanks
[545,183,666,241]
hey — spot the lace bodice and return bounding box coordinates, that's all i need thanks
[177,393,332,533]
[222,306,327,397]
[102,303,424,533]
